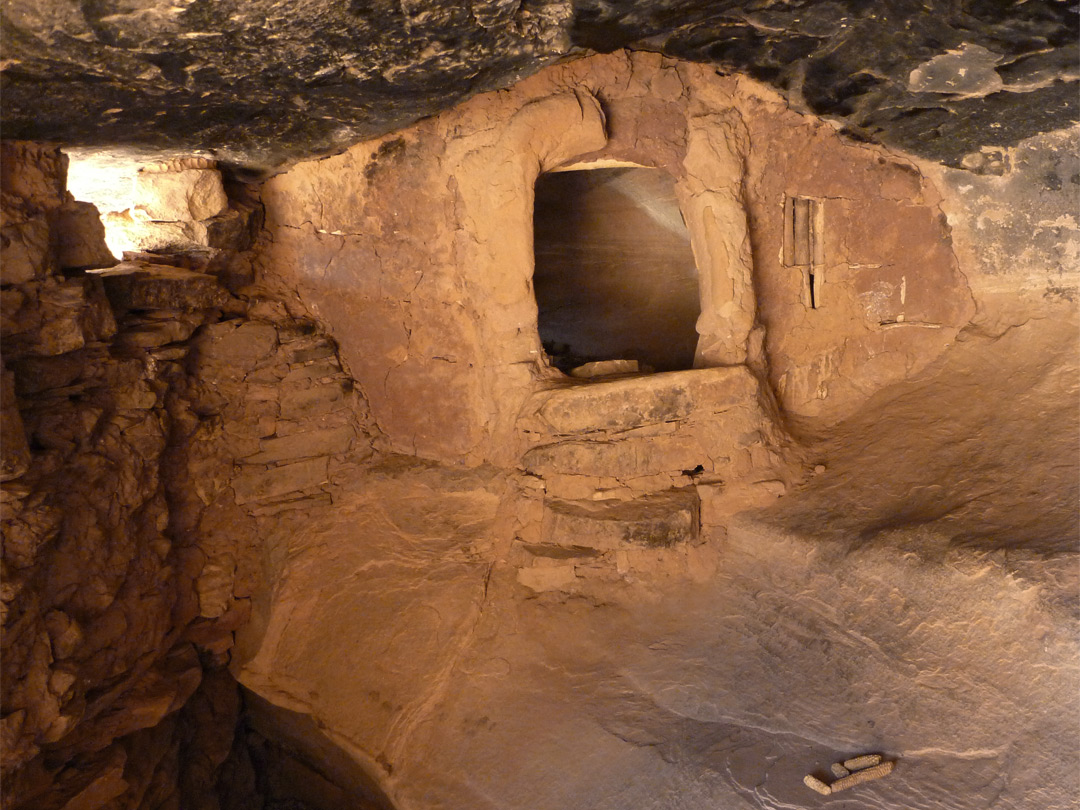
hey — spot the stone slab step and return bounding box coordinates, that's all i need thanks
[521,365,758,437]
[91,261,229,312]
[541,488,700,551]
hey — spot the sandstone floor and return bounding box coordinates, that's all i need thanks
[237,309,1079,810]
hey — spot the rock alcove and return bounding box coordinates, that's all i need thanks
[1,8,1078,810]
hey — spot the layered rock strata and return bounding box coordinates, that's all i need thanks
[0,142,377,809]
[3,1,1075,168]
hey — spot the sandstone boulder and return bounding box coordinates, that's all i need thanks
[50,201,116,270]
[132,168,228,222]
[1,217,51,284]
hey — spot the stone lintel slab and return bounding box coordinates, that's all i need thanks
[523,434,707,481]
[92,262,229,312]
[523,365,758,437]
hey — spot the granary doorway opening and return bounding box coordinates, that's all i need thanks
[532,166,701,377]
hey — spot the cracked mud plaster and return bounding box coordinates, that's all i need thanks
[256,51,974,466]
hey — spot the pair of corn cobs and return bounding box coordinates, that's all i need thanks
[804,754,894,795]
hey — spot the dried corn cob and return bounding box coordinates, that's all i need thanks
[830,760,894,792]
[803,774,832,795]
[842,753,882,771]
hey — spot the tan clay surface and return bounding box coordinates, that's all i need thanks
[234,305,1077,810]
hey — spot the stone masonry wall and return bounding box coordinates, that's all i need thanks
[0,142,376,809]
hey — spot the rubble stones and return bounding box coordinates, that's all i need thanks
[50,201,117,270]
[132,168,229,222]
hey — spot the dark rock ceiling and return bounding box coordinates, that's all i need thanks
[2,0,1077,172]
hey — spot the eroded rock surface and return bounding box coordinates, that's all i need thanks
[2,1,1075,169]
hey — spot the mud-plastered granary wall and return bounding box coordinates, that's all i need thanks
[258,53,974,461]
[227,51,1075,810]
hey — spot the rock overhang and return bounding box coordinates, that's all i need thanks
[1,0,1077,173]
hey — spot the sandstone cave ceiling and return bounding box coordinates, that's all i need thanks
[2,0,1077,171]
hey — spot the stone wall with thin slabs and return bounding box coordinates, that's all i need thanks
[0,141,378,810]
[257,50,974,466]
